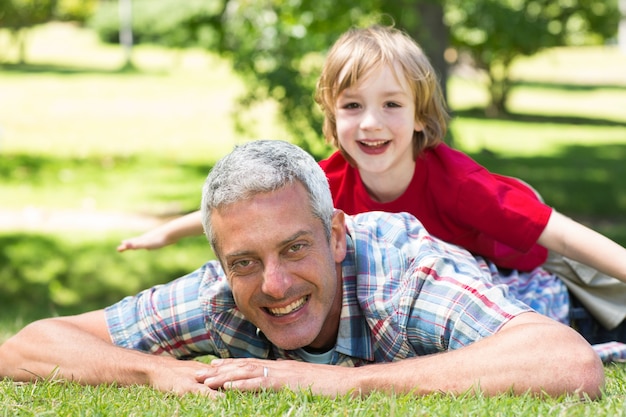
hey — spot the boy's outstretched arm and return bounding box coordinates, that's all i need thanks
[538,210,626,283]
[117,210,204,252]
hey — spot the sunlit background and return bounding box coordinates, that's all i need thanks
[0,0,625,318]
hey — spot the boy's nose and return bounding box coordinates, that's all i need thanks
[360,108,383,130]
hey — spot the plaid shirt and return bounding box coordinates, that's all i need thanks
[106,212,568,366]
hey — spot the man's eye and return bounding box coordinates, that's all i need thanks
[288,243,305,253]
[231,259,253,270]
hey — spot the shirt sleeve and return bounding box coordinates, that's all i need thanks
[454,168,552,254]
[105,261,224,359]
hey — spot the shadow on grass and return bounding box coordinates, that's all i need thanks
[512,79,626,93]
[454,107,626,127]
[0,152,212,181]
[0,62,169,76]
[0,152,213,212]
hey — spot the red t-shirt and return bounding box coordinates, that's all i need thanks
[318,143,552,271]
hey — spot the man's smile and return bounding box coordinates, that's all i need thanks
[266,295,310,317]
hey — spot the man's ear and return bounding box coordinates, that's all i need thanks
[330,210,347,263]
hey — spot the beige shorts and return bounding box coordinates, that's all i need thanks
[543,251,626,330]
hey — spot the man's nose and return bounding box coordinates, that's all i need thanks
[261,259,291,299]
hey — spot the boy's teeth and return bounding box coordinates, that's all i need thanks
[361,140,387,147]
[268,296,307,317]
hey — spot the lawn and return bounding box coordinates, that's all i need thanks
[1,22,626,416]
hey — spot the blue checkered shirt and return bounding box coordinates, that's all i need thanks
[106,211,568,366]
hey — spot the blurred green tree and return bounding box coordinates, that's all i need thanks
[56,0,97,23]
[88,0,619,153]
[207,0,451,155]
[89,0,448,157]
[446,0,620,115]
[0,0,58,63]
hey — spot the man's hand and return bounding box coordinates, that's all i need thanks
[196,358,360,397]
[144,357,225,397]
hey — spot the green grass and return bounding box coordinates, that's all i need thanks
[2,22,626,415]
[1,366,626,416]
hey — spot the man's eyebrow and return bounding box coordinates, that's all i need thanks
[278,230,314,247]
[223,230,314,260]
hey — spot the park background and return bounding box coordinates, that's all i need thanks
[1,0,626,415]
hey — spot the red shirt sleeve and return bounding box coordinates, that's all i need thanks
[416,145,552,270]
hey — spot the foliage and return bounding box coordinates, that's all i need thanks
[0,0,57,62]
[0,0,96,60]
[446,0,621,115]
[211,0,376,157]
[88,0,450,158]
[0,232,212,314]
[88,0,223,49]
[55,0,97,22]
[87,0,621,153]
[0,0,57,30]
[213,0,459,155]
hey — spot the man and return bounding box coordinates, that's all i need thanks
[0,140,603,398]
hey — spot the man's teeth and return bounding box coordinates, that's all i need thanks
[360,140,388,147]
[268,296,308,317]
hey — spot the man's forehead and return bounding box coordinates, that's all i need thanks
[210,183,318,252]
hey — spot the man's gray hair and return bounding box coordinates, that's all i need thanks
[201,140,334,251]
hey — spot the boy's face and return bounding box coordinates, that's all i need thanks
[211,182,347,351]
[335,63,424,178]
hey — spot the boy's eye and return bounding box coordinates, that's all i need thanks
[342,102,360,109]
[385,102,401,108]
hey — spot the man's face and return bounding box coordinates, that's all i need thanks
[211,182,347,351]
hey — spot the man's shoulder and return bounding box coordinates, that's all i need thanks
[344,211,432,252]
[346,210,423,230]
[344,211,477,269]
[195,260,237,309]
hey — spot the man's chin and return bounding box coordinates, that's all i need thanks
[263,329,317,351]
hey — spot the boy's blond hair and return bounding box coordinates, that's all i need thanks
[315,25,449,161]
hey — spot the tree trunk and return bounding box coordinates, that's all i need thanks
[381,0,449,101]
[382,0,452,141]
[412,1,450,103]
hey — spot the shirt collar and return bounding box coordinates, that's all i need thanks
[333,232,375,362]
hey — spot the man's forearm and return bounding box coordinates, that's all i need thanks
[0,318,152,385]
[356,314,604,398]
[0,317,215,395]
